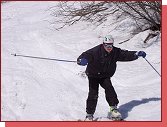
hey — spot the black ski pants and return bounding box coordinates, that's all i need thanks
[86,77,119,114]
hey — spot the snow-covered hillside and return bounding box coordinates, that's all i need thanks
[1,1,161,121]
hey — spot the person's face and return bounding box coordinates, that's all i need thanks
[103,43,113,53]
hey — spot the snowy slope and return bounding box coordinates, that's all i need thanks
[1,1,161,121]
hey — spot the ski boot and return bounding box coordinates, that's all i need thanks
[84,114,94,121]
[108,106,122,121]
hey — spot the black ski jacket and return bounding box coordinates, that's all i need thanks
[77,44,138,78]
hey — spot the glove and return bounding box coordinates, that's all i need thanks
[136,51,146,58]
[77,58,88,66]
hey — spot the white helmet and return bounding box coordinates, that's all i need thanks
[103,35,114,44]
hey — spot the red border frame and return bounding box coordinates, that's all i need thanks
[161,4,167,126]
[4,121,166,127]
[1,1,167,127]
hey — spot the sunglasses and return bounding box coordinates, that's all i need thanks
[103,43,113,48]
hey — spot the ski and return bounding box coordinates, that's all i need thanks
[77,118,98,121]
[77,117,124,121]
[77,111,124,121]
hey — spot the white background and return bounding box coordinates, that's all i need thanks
[0,122,5,127]
[162,0,167,5]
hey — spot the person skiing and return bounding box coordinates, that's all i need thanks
[77,35,146,121]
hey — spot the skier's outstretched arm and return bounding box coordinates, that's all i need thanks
[77,50,94,66]
[117,48,146,61]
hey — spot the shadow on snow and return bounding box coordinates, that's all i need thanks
[119,97,161,119]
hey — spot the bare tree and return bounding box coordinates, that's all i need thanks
[116,1,161,32]
[49,1,119,29]
[116,1,161,44]
[49,1,161,34]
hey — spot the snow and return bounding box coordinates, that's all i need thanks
[1,1,161,121]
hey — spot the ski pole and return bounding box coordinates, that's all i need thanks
[11,53,77,63]
[143,57,161,77]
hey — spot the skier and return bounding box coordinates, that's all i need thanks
[77,35,146,121]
